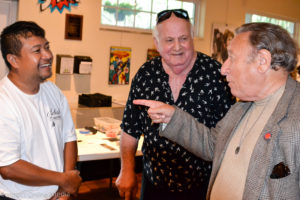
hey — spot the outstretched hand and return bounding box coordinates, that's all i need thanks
[133,99,175,124]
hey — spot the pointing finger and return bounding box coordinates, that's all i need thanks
[133,99,161,108]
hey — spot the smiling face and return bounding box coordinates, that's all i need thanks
[154,14,195,75]
[221,32,261,101]
[13,35,53,82]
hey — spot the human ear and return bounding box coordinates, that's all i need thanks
[6,54,18,68]
[153,37,159,50]
[257,49,272,73]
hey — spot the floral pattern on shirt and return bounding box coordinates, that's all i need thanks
[121,52,234,192]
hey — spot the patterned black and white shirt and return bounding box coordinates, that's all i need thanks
[121,52,235,192]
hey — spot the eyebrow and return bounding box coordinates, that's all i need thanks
[32,41,49,49]
[31,44,41,49]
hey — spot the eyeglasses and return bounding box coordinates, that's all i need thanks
[156,9,190,24]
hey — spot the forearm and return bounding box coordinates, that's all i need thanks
[51,141,78,197]
[63,141,77,171]
[119,131,139,172]
[116,131,139,199]
[0,159,65,187]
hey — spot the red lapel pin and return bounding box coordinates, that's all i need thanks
[264,132,272,140]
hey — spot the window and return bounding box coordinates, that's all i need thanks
[246,13,296,37]
[101,0,197,32]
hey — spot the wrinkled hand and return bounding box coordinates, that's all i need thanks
[60,170,82,196]
[133,99,175,124]
[115,170,138,200]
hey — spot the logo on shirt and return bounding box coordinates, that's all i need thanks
[47,108,61,127]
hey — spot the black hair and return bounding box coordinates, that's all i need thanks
[0,21,45,70]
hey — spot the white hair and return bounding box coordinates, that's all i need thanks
[152,20,194,42]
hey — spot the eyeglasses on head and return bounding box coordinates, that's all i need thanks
[156,9,190,24]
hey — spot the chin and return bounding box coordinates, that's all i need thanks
[40,73,52,81]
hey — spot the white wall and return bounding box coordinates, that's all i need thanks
[0,0,18,79]
[17,0,300,105]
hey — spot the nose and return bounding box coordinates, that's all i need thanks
[221,58,230,76]
[174,39,181,51]
[42,48,53,61]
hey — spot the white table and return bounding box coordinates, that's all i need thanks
[76,130,143,187]
[77,130,143,162]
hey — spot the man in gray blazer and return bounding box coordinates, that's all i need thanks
[133,22,300,200]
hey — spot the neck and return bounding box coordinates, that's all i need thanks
[163,52,196,102]
[8,72,40,94]
[251,70,288,101]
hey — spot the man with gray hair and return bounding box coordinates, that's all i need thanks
[116,9,234,200]
[134,22,300,199]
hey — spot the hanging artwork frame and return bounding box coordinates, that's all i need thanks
[210,23,236,63]
[65,14,83,40]
[109,46,131,85]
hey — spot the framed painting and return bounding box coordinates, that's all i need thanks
[65,14,83,40]
[109,46,131,85]
[211,23,236,63]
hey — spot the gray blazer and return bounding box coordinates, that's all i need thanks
[161,76,300,199]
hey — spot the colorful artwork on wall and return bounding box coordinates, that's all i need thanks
[146,49,160,61]
[39,0,80,13]
[109,46,131,85]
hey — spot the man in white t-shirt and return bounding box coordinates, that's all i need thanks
[0,21,81,200]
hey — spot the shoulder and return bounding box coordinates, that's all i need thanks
[284,78,300,111]
[133,56,163,81]
[138,56,162,73]
[190,52,223,82]
[192,52,222,77]
[0,77,20,117]
[0,76,16,101]
[195,51,221,67]
[0,75,11,91]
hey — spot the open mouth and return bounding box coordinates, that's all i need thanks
[39,63,52,69]
[172,52,184,56]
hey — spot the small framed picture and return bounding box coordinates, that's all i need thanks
[109,46,131,85]
[65,14,83,40]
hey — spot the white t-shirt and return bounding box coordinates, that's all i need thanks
[0,76,77,200]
